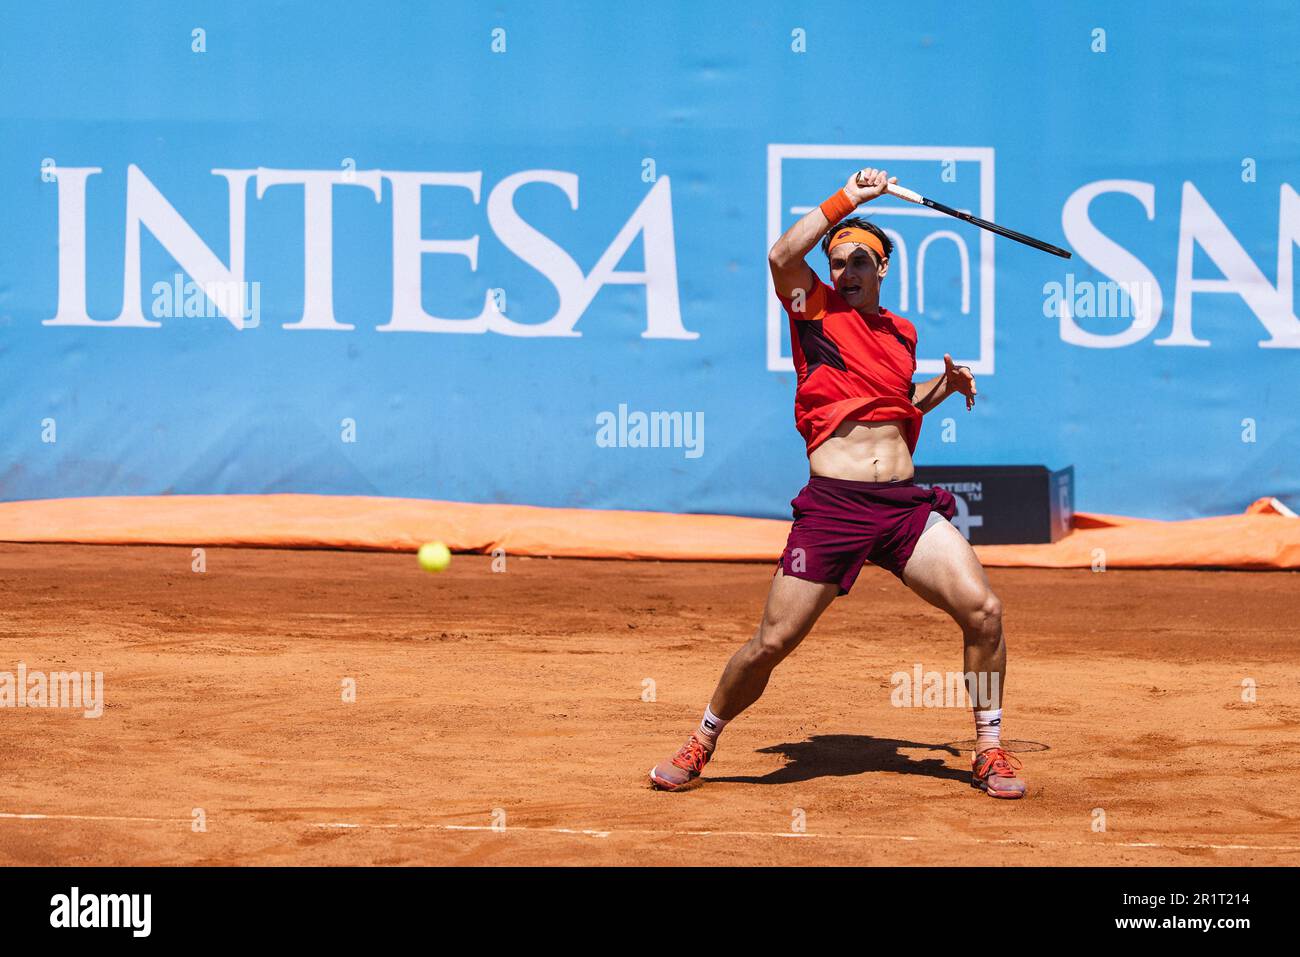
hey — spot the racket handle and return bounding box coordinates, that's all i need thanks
[885,183,925,205]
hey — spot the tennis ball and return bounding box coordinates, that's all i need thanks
[417,541,451,573]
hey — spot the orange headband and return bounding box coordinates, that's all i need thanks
[828,226,886,261]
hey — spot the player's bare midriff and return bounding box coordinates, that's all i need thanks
[808,418,913,483]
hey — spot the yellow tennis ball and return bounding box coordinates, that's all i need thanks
[417,541,451,573]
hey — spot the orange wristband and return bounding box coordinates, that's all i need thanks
[818,188,856,225]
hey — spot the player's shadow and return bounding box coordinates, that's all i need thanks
[709,734,967,785]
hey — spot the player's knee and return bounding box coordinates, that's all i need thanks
[753,616,800,662]
[984,592,1003,627]
[963,591,1003,642]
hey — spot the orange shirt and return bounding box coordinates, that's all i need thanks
[776,276,922,454]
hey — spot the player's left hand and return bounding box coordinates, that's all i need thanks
[944,354,977,410]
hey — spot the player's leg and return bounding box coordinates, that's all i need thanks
[648,568,839,790]
[710,568,840,719]
[903,515,1005,709]
[901,513,1026,798]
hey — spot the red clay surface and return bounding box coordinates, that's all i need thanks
[1,543,1297,866]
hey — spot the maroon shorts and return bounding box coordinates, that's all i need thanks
[779,476,958,594]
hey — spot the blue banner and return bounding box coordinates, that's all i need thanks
[2,2,1297,519]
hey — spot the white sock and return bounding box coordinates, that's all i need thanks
[696,705,729,750]
[974,708,1003,752]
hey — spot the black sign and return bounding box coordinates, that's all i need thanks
[914,465,1074,545]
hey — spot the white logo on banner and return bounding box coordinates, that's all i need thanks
[766,150,1300,367]
[766,144,997,375]
[41,165,697,340]
[1059,180,1300,348]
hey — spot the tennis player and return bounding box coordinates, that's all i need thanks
[650,168,1025,799]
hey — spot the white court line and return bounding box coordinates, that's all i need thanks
[316,823,813,840]
[4,812,1298,853]
[0,811,188,824]
[308,820,1300,852]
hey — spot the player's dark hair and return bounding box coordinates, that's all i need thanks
[821,216,893,261]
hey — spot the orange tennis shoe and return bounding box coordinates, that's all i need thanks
[649,734,713,791]
[971,747,1026,799]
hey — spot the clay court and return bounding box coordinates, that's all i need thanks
[2,541,1296,867]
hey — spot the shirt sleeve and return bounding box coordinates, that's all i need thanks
[774,268,830,322]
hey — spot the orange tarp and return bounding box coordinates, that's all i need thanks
[0,494,1296,569]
